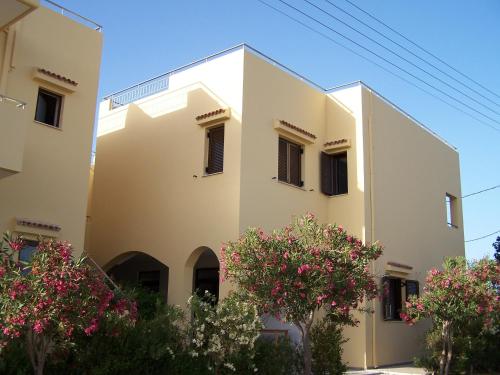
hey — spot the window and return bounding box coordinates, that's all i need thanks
[194,268,220,304]
[278,138,303,187]
[206,125,224,174]
[35,88,62,128]
[321,151,348,196]
[382,276,419,321]
[445,193,458,228]
[19,239,39,263]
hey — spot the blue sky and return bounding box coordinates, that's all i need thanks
[56,0,499,260]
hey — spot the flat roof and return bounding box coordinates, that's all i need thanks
[103,43,456,151]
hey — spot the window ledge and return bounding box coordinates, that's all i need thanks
[202,172,223,178]
[383,320,405,323]
[275,179,307,191]
[34,120,62,131]
[326,193,348,198]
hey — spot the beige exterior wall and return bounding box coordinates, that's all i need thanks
[0,6,102,254]
[90,50,245,306]
[88,47,463,368]
[361,86,464,367]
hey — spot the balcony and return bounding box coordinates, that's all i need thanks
[0,94,28,178]
[0,0,39,31]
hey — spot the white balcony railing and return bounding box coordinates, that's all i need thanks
[0,93,26,109]
[42,0,102,32]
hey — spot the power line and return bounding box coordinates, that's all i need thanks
[465,229,500,243]
[273,0,500,129]
[321,0,500,109]
[255,0,499,132]
[341,0,500,101]
[462,184,500,199]
[302,0,500,118]
[255,0,500,133]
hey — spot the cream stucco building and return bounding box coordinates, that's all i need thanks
[88,45,464,368]
[0,0,102,258]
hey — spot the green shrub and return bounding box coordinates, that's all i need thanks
[253,336,303,375]
[311,319,347,375]
[415,319,500,374]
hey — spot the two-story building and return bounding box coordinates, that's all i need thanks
[87,45,464,368]
[0,0,102,259]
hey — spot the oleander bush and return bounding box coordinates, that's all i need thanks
[311,318,347,375]
[403,257,500,375]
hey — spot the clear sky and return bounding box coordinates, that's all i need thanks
[54,0,499,260]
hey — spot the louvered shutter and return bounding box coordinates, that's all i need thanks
[321,152,333,196]
[207,126,224,174]
[337,152,348,194]
[278,138,288,183]
[289,143,302,186]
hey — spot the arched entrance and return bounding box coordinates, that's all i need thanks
[105,252,169,302]
[190,247,220,302]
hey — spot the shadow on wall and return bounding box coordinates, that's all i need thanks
[105,251,169,301]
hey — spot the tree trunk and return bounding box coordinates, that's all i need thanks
[439,321,449,375]
[26,330,50,375]
[303,326,312,375]
[444,325,453,375]
[297,311,315,375]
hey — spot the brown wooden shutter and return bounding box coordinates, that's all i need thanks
[321,152,333,196]
[207,126,224,174]
[278,138,288,182]
[289,143,301,186]
[337,152,348,194]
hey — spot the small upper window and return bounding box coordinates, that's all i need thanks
[445,193,458,228]
[35,88,62,128]
[320,151,348,196]
[206,125,224,174]
[278,137,303,187]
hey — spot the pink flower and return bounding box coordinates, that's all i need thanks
[33,321,43,334]
[297,264,311,275]
[8,240,23,252]
[280,263,287,272]
[231,252,241,264]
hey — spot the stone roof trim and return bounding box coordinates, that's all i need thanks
[37,68,78,87]
[387,261,413,270]
[16,218,62,232]
[195,108,226,121]
[324,139,348,147]
[278,120,317,140]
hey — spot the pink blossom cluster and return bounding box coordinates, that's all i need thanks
[222,213,383,327]
[0,235,137,349]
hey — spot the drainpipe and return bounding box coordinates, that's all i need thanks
[367,88,378,369]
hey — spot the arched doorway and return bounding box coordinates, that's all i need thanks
[192,247,220,302]
[105,252,169,302]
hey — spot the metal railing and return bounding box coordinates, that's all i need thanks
[104,44,325,110]
[107,74,170,109]
[102,43,455,150]
[42,0,102,32]
[0,93,26,109]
